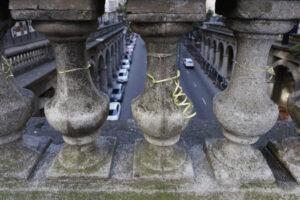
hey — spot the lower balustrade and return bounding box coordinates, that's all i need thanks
[0,118,300,199]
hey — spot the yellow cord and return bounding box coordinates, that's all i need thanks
[146,70,196,119]
[56,64,91,74]
[234,61,275,82]
[1,55,14,82]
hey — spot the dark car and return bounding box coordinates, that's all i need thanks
[110,83,125,102]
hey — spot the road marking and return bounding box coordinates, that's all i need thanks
[202,97,207,105]
[193,82,197,88]
[186,70,190,75]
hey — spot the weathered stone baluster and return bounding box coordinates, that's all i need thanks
[127,0,205,181]
[205,0,300,185]
[0,2,50,181]
[10,0,116,180]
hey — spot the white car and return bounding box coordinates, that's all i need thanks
[183,58,194,68]
[127,45,134,51]
[121,59,130,70]
[107,102,121,121]
[117,69,129,83]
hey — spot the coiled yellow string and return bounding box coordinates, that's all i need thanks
[146,70,196,119]
[234,60,275,82]
[1,55,14,82]
[56,64,91,74]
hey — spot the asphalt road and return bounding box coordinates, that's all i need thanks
[177,44,220,120]
[119,38,220,120]
[119,37,147,120]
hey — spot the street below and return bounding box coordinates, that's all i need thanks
[119,37,220,120]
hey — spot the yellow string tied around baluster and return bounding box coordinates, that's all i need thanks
[56,64,91,74]
[234,60,275,82]
[146,70,196,119]
[1,55,14,82]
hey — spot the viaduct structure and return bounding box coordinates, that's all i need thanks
[1,0,300,199]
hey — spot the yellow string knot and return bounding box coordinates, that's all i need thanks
[234,60,275,82]
[146,70,196,119]
[1,55,14,82]
[56,64,91,74]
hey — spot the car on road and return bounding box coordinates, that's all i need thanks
[183,58,195,68]
[117,69,129,83]
[126,48,133,57]
[110,83,125,102]
[127,44,134,50]
[123,54,132,64]
[121,59,130,70]
[107,102,121,121]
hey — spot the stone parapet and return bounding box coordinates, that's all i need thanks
[0,118,299,199]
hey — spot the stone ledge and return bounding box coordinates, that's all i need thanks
[0,117,300,199]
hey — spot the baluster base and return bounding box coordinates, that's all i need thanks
[268,138,300,184]
[133,139,194,182]
[204,138,275,186]
[0,134,51,181]
[46,136,116,182]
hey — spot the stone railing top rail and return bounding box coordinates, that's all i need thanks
[126,0,206,22]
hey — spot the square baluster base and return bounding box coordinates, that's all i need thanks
[204,138,275,186]
[46,136,116,182]
[0,134,51,181]
[133,139,194,182]
[268,137,300,184]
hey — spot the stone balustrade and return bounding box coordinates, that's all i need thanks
[1,0,300,199]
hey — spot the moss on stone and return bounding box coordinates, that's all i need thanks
[244,192,298,200]
[0,191,226,200]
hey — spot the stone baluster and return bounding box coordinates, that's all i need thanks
[10,0,116,181]
[127,0,205,181]
[205,0,300,186]
[0,1,50,181]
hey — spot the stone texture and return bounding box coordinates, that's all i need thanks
[47,136,116,181]
[130,22,194,147]
[0,134,51,181]
[127,0,205,14]
[126,0,205,23]
[216,0,300,20]
[1,118,300,199]
[205,139,275,186]
[268,138,300,184]
[207,0,300,186]
[268,88,300,185]
[133,139,194,182]
[10,0,105,21]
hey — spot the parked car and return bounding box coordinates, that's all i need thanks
[110,83,125,102]
[107,102,121,121]
[126,49,133,57]
[121,59,130,70]
[117,69,129,83]
[183,58,195,68]
[127,45,134,51]
[123,54,132,64]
